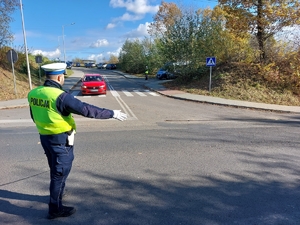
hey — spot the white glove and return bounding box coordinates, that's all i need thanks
[113,110,127,121]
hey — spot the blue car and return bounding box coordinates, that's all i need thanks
[66,62,73,69]
[156,68,176,80]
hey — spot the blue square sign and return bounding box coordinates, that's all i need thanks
[206,57,216,66]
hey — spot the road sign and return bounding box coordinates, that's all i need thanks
[206,57,216,66]
[206,57,216,92]
[6,49,18,97]
[35,55,42,63]
[6,49,18,63]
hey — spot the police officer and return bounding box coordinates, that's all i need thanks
[27,63,127,219]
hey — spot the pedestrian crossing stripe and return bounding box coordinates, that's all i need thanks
[122,90,134,96]
[144,90,160,96]
[133,90,147,96]
[206,57,216,66]
[73,90,160,98]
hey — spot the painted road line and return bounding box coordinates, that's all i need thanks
[106,78,138,120]
[114,96,138,120]
[144,90,160,96]
[133,90,147,97]
[0,119,33,123]
[122,90,134,97]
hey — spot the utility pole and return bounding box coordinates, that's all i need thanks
[20,0,32,90]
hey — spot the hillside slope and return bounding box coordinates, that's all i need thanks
[0,67,32,101]
[163,63,300,106]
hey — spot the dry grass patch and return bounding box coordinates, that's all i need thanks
[0,67,34,101]
[163,62,300,106]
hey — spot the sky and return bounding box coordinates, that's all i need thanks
[10,0,217,63]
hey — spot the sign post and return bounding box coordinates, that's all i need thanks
[206,57,216,92]
[6,49,18,97]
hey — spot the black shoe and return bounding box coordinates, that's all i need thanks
[47,206,76,219]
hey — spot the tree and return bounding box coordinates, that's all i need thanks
[108,54,119,64]
[148,0,182,38]
[118,39,145,73]
[72,57,83,64]
[218,0,300,62]
[0,0,18,47]
[158,9,198,70]
[156,4,252,79]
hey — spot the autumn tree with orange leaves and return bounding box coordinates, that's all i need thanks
[148,1,182,37]
[218,0,300,63]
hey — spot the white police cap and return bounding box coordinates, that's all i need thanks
[41,63,67,75]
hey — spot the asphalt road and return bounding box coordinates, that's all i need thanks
[1,68,300,225]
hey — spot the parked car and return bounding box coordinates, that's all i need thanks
[101,63,107,69]
[156,68,176,80]
[156,62,181,80]
[81,74,106,95]
[97,63,103,69]
[75,62,81,67]
[106,64,116,70]
[85,62,96,68]
[66,62,73,69]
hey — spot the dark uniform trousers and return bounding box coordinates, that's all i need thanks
[40,133,74,213]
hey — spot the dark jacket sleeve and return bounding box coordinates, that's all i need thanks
[56,92,114,119]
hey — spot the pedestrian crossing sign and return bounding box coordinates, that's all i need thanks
[206,57,216,66]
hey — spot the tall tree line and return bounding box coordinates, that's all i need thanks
[118,0,300,82]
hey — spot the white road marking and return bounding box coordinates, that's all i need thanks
[105,77,138,120]
[72,88,159,98]
[133,90,147,97]
[0,119,33,124]
[109,88,120,97]
[75,95,106,99]
[122,90,134,97]
[144,90,160,96]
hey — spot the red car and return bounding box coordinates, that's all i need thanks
[81,74,107,95]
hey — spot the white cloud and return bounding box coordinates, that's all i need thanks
[108,0,159,26]
[110,0,159,14]
[88,53,106,63]
[124,22,150,38]
[106,23,116,29]
[117,12,144,21]
[90,39,109,48]
[31,48,61,59]
[107,47,122,57]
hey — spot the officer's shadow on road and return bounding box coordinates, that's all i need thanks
[0,189,47,218]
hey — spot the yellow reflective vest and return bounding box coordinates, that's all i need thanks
[28,86,76,135]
